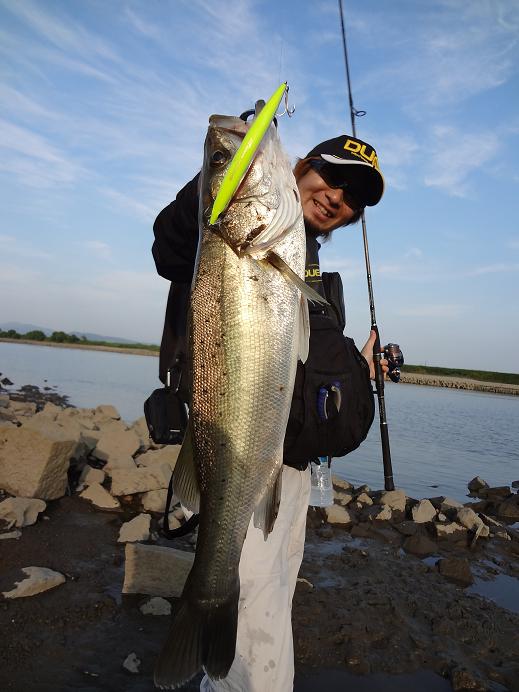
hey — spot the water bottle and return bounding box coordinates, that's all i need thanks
[309,456,334,507]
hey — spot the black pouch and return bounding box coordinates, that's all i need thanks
[144,360,188,445]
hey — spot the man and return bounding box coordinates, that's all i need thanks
[152,133,387,691]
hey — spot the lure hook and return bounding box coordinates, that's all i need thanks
[276,84,295,118]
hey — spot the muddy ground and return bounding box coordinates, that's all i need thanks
[1,385,518,691]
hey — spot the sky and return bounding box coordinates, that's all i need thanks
[1,0,518,371]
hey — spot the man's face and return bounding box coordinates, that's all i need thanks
[296,167,358,235]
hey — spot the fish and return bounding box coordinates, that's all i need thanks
[154,105,325,689]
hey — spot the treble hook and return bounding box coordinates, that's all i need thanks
[276,84,295,118]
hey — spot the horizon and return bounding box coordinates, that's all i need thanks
[1,1,518,372]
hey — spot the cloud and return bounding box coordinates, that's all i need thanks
[424,126,499,196]
[466,262,519,276]
[507,239,519,250]
[0,234,52,260]
[83,241,111,260]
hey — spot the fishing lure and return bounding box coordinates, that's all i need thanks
[209,82,288,225]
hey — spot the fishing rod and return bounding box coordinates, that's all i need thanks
[338,0,397,491]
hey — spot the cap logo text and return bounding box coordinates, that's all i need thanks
[343,139,380,172]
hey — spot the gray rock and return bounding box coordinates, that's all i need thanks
[0,425,77,499]
[434,521,467,541]
[122,652,140,674]
[123,543,194,597]
[110,465,171,496]
[0,497,46,527]
[325,504,355,526]
[80,482,120,510]
[355,492,373,506]
[497,495,519,520]
[402,534,438,557]
[2,566,66,598]
[356,484,371,495]
[92,427,141,466]
[136,446,179,472]
[371,505,394,521]
[512,480,519,489]
[77,465,105,489]
[332,476,353,491]
[378,489,406,512]
[393,521,418,536]
[334,490,354,507]
[450,668,486,691]
[411,499,437,523]
[140,596,171,616]
[439,497,464,512]
[467,476,489,492]
[0,395,9,408]
[95,404,121,421]
[0,529,22,540]
[141,489,173,513]
[456,507,489,538]
[118,514,151,543]
[437,557,473,586]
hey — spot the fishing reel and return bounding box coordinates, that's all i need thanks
[383,343,404,383]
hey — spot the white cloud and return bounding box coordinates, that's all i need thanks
[0,234,52,260]
[83,241,111,260]
[466,263,519,276]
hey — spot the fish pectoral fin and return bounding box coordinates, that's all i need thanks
[253,465,283,540]
[264,251,329,306]
[298,294,310,363]
[171,419,200,514]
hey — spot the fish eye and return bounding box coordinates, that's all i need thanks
[211,150,227,166]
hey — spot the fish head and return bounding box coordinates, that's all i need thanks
[200,114,294,254]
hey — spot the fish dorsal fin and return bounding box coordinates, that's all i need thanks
[253,464,283,540]
[264,251,329,306]
[171,420,200,513]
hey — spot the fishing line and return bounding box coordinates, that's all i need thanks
[337,0,395,491]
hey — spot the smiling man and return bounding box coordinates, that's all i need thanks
[152,131,387,692]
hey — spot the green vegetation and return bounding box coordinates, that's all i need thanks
[0,329,159,352]
[404,364,519,386]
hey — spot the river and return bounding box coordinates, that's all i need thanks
[1,342,517,503]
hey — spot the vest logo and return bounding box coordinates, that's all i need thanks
[305,267,321,279]
[343,139,380,172]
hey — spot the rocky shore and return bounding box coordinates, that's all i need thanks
[0,386,518,691]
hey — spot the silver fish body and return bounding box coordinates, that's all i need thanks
[155,114,309,689]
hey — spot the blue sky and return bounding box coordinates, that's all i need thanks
[1,0,518,371]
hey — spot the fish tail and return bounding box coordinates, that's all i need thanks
[154,590,239,689]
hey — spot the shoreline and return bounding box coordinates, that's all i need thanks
[2,338,519,396]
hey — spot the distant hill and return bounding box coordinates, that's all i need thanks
[0,322,140,345]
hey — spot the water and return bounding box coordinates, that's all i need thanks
[1,342,518,502]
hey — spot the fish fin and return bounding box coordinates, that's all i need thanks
[171,420,200,514]
[264,251,329,306]
[298,293,310,363]
[154,586,239,688]
[246,184,301,252]
[253,465,283,540]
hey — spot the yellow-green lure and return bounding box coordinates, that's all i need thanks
[209,82,288,225]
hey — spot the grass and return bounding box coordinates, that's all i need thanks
[404,364,519,386]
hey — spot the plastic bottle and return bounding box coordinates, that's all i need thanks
[309,456,333,507]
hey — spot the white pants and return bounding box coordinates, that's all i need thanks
[200,465,311,692]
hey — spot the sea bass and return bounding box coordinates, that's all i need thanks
[155,108,323,689]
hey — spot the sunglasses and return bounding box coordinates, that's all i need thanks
[308,159,362,211]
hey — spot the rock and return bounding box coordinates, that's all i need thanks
[356,484,371,495]
[393,521,418,536]
[437,558,473,586]
[0,426,77,499]
[118,514,151,543]
[2,566,66,598]
[136,446,180,472]
[439,497,464,512]
[161,514,181,530]
[335,490,354,506]
[95,404,121,421]
[0,497,46,527]
[378,489,406,512]
[371,505,394,521]
[92,427,141,466]
[497,495,519,520]
[437,512,447,521]
[140,596,171,616]
[103,455,137,472]
[0,394,9,408]
[332,476,353,491]
[511,480,519,489]
[402,534,438,557]
[0,529,22,540]
[78,465,105,489]
[355,492,373,506]
[450,667,486,691]
[467,476,489,492]
[141,489,170,513]
[80,482,120,510]
[39,402,63,418]
[481,485,512,500]
[122,543,194,597]
[434,522,467,541]
[456,507,489,538]
[349,524,372,539]
[110,465,171,496]
[411,499,437,523]
[9,401,37,417]
[325,504,355,526]
[122,652,140,674]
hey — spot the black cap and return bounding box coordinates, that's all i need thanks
[305,135,384,206]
